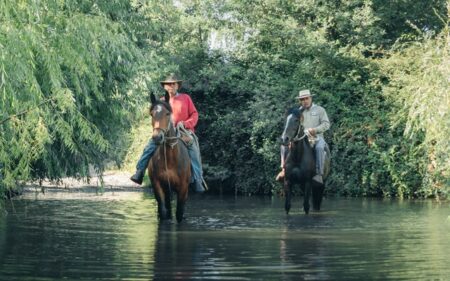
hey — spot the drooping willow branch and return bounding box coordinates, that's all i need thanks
[0,98,54,125]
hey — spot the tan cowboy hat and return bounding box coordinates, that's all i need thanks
[297,89,314,99]
[160,73,183,87]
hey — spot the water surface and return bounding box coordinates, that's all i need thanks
[0,189,449,280]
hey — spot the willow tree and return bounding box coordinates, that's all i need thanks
[0,0,168,195]
[379,26,450,197]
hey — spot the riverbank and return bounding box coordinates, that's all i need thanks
[23,171,142,193]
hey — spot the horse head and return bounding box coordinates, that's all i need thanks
[281,107,303,145]
[150,92,173,145]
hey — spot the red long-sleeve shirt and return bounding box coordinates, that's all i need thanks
[169,93,199,132]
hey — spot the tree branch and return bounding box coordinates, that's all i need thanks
[0,98,54,125]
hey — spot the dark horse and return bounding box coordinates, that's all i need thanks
[281,107,330,215]
[148,92,191,223]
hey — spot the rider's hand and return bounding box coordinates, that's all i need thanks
[308,128,316,137]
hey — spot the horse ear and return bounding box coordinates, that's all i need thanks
[150,92,156,104]
[164,90,170,103]
[288,107,301,118]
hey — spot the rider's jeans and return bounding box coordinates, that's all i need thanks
[315,137,326,176]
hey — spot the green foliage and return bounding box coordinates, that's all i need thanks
[0,0,448,200]
[0,0,167,193]
[174,0,448,198]
[378,26,450,197]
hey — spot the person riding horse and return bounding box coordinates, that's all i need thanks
[276,89,330,184]
[131,74,207,193]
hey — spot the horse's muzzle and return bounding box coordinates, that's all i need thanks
[280,136,289,146]
[152,131,165,144]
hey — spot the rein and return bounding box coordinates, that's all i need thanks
[154,117,180,148]
[154,118,179,195]
[289,113,317,145]
[292,122,307,142]
[292,133,307,142]
[292,129,317,147]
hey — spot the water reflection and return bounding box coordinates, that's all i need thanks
[153,224,199,280]
[0,191,159,280]
[0,192,448,280]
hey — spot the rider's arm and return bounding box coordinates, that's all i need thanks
[181,95,198,131]
[315,107,330,134]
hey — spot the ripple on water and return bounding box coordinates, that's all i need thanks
[0,193,449,280]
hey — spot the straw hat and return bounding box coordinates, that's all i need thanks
[160,73,183,86]
[297,89,313,99]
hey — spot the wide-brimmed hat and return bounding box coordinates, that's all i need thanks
[160,73,183,86]
[297,89,313,99]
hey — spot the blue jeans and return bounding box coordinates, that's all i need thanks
[314,137,326,176]
[136,134,203,183]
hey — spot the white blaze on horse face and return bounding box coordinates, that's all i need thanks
[152,105,164,131]
[152,104,172,133]
[282,113,299,141]
[155,105,163,113]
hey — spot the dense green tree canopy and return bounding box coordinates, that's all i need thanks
[1,0,448,199]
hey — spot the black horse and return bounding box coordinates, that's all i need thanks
[280,107,330,214]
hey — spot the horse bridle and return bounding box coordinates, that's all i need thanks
[293,124,317,147]
[291,115,307,143]
[290,116,317,148]
[152,111,179,148]
[151,112,178,194]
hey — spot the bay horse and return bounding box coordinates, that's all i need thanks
[280,107,330,214]
[148,92,191,223]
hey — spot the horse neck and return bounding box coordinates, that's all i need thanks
[291,140,303,158]
[165,121,177,138]
[291,138,313,162]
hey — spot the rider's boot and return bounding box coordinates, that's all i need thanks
[276,168,285,182]
[193,180,206,193]
[130,169,145,185]
[312,174,323,184]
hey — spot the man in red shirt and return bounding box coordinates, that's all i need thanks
[130,74,206,193]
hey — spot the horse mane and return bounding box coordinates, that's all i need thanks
[286,107,301,118]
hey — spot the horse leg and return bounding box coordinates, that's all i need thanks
[164,189,172,220]
[176,185,188,223]
[154,184,168,221]
[303,181,311,215]
[284,180,291,214]
[312,182,324,211]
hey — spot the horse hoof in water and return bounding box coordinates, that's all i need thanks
[176,215,184,223]
[285,203,291,215]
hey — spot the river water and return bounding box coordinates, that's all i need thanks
[0,189,449,280]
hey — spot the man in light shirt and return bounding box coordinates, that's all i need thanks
[276,89,330,184]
